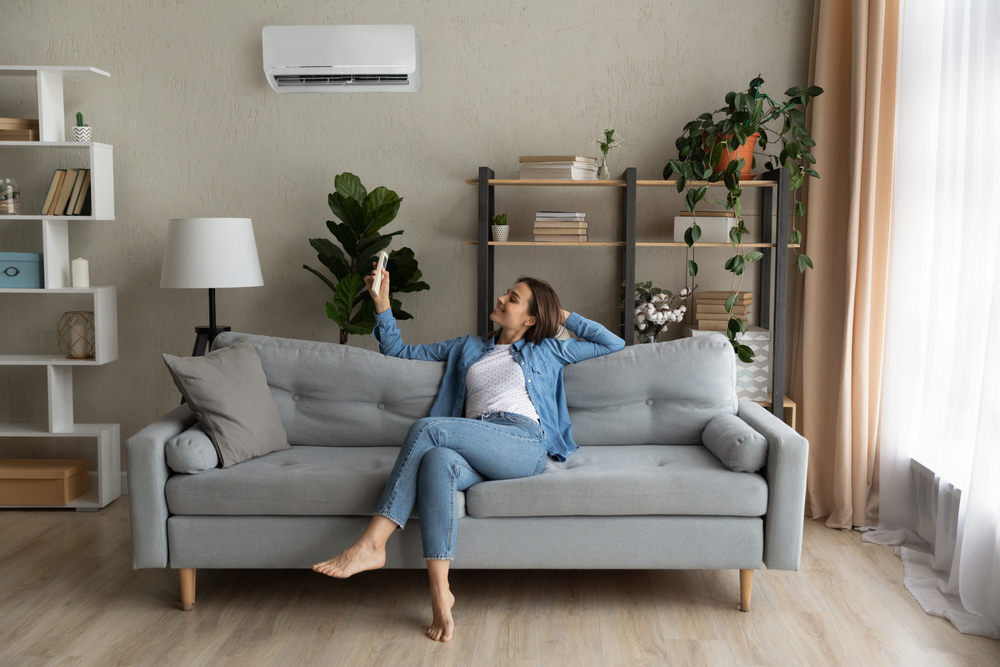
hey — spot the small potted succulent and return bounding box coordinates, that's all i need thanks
[491,213,509,242]
[623,281,692,344]
[73,112,91,143]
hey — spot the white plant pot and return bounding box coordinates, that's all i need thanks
[491,225,509,242]
[73,126,92,142]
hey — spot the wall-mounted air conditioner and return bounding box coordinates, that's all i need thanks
[262,25,420,93]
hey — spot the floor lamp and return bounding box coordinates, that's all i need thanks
[160,218,264,356]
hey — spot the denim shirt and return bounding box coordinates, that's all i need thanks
[373,310,625,461]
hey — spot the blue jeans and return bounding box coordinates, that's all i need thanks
[374,413,547,560]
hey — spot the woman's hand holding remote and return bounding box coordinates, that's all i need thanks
[365,262,392,315]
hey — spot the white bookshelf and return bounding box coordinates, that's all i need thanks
[0,65,120,510]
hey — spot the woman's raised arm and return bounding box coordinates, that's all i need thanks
[543,311,625,364]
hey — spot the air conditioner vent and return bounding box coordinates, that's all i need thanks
[274,73,409,87]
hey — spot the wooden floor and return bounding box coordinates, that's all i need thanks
[1,500,998,667]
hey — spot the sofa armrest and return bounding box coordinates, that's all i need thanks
[126,404,196,569]
[737,401,809,571]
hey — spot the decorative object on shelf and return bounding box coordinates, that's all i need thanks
[491,213,509,242]
[623,281,691,343]
[518,156,597,180]
[534,211,588,242]
[595,127,621,180]
[304,172,429,345]
[58,311,96,359]
[72,112,91,142]
[0,459,89,505]
[71,257,89,288]
[664,76,821,362]
[0,177,18,214]
[0,252,43,288]
[673,211,735,244]
[684,325,770,401]
[0,117,39,141]
[693,290,752,330]
[160,218,264,356]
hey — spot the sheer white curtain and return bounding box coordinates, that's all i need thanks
[862,0,1000,638]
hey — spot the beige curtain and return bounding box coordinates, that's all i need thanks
[790,0,899,530]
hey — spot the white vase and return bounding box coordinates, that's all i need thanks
[73,126,92,142]
[491,225,509,242]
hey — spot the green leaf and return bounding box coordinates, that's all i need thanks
[802,136,816,147]
[724,255,746,275]
[334,172,367,203]
[325,220,360,258]
[329,273,365,326]
[785,86,804,97]
[802,152,816,164]
[790,229,803,245]
[363,186,402,233]
[737,344,755,363]
[357,229,403,260]
[309,237,351,281]
[663,163,674,180]
[676,175,686,192]
[684,223,702,246]
[745,251,764,262]
[727,317,742,336]
[329,193,367,234]
[805,168,820,178]
[729,226,742,247]
[796,201,806,217]
[303,264,337,292]
[688,259,698,277]
[806,85,824,96]
[694,186,708,204]
[798,254,814,273]
[725,293,738,312]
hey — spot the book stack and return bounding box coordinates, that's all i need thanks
[534,212,588,242]
[40,169,92,216]
[695,291,753,331]
[519,156,598,181]
[0,117,40,141]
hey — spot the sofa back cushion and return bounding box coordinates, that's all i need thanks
[212,331,737,448]
[212,332,444,447]
[564,334,738,445]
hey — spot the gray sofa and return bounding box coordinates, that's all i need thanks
[127,330,808,612]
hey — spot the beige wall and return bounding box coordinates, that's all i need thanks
[0,0,813,467]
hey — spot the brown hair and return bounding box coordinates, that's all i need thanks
[488,276,563,344]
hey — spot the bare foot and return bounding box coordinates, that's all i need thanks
[427,587,456,642]
[312,541,386,579]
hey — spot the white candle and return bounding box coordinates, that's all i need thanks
[72,257,89,288]
[69,315,88,358]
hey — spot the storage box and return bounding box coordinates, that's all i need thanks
[0,459,89,505]
[673,211,737,244]
[683,325,771,401]
[0,252,44,288]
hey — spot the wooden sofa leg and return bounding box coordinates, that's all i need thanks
[180,568,196,611]
[739,569,753,612]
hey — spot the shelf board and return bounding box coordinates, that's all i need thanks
[466,179,626,187]
[0,141,110,148]
[638,179,778,188]
[465,241,625,246]
[0,286,115,294]
[0,355,108,366]
[465,241,799,248]
[0,423,117,437]
[0,66,110,78]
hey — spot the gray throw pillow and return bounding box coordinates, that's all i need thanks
[165,423,219,474]
[702,413,768,472]
[163,336,290,468]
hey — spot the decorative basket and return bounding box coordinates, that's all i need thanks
[491,225,509,242]
[72,126,92,142]
[58,311,96,359]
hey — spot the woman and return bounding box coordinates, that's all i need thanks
[313,266,624,642]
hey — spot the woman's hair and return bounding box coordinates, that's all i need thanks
[489,276,563,344]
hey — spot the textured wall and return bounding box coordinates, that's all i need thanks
[0,0,813,468]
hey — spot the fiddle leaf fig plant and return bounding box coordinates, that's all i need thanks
[664,76,821,361]
[304,172,429,345]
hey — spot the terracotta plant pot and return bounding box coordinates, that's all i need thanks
[709,133,758,181]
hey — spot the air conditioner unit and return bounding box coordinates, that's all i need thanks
[262,25,421,93]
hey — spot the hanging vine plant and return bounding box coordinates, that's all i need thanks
[664,76,822,362]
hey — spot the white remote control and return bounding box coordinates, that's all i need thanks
[372,250,389,294]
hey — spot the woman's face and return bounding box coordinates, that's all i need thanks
[490,282,536,331]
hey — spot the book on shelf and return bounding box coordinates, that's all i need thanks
[536,211,586,219]
[65,169,90,215]
[0,117,40,130]
[698,290,752,301]
[532,227,591,235]
[73,170,92,215]
[694,320,732,331]
[696,304,750,315]
[519,155,598,164]
[533,221,589,230]
[533,234,588,242]
[51,169,79,215]
[0,129,39,141]
[41,170,67,215]
[519,163,597,180]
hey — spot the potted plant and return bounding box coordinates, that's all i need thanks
[491,213,509,242]
[622,281,692,344]
[304,172,429,344]
[663,76,821,362]
[73,112,91,142]
[595,127,621,180]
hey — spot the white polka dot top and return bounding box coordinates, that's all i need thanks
[464,344,540,422]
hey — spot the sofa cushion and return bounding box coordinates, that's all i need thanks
[702,413,768,472]
[165,423,219,474]
[564,335,739,446]
[211,332,444,448]
[165,445,466,519]
[464,445,767,518]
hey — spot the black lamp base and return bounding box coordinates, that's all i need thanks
[191,325,231,357]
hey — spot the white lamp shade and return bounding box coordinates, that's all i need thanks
[160,218,265,289]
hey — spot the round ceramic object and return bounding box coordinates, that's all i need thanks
[491,225,509,242]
